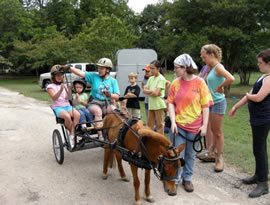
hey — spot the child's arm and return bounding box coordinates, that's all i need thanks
[124,92,137,98]
[246,77,270,102]
[143,86,152,95]
[126,85,140,98]
[47,84,64,101]
[73,93,88,106]
[149,88,162,97]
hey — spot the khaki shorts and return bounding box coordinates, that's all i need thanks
[88,99,110,114]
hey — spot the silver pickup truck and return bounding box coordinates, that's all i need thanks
[39,63,116,90]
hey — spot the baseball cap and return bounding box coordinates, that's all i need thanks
[142,64,151,72]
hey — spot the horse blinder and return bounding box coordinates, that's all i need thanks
[157,151,183,181]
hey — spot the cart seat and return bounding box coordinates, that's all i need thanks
[56,117,65,124]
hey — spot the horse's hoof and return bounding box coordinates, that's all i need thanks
[121,177,129,182]
[102,174,108,180]
[134,200,142,205]
[144,196,155,203]
[167,191,177,196]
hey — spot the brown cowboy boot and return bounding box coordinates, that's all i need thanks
[215,153,224,172]
[197,147,216,162]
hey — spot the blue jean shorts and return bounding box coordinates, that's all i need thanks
[54,105,73,117]
[210,98,227,115]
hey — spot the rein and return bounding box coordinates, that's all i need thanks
[108,108,182,181]
[176,131,205,153]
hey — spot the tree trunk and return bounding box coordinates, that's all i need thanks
[160,57,167,71]
[238,68,251,85]
[36,68,39,78]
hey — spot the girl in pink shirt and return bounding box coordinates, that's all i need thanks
[47,65,80,148]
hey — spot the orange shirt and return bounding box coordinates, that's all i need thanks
[168,77,213,134]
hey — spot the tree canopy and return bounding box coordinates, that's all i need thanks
[1,0,270,85]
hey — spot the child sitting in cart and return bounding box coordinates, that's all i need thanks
[47,65,80,149]
[72,79,94,130]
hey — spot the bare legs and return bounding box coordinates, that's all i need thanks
[59,109,80,136]
[209,112,224,156]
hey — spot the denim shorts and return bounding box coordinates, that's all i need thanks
[54,105,73,117]
[210,98,227,115]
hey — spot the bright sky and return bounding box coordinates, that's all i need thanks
[127,0,160,13]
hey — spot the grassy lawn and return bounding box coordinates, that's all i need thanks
[0,72,269,174]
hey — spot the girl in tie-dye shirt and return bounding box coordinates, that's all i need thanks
[168,54,213,192]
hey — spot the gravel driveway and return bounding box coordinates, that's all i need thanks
[0,87,269,205]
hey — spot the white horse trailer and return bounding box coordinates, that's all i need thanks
[115,48,157,98]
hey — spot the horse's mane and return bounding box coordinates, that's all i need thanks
[134,120,172,148]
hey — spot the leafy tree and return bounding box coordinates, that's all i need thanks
[43,0,79,35]
[0,0,29,55]
[10,26,90,76]
[160,0,270,87]
[78,14,138,62]
[0,55,13,67]
[20,0,50,9]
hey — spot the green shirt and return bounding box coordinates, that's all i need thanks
[146,74,166,110]
[72,93,89,109]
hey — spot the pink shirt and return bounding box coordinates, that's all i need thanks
[47,84,70,108]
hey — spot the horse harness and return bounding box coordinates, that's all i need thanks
[110,110,185,181]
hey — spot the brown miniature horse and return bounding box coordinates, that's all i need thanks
[102,113,185,205]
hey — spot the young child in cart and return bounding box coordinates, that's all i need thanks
[72,79,94,131]
[47,65,80,149]
[122,72,141,118]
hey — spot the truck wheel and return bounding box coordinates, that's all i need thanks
[43,80,51,90]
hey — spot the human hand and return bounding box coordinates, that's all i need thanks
[61,65,70,70]
[75,93,79,101]
[246,92,251,99]
[60,84,64,91]
[229,106,237,118]
[198,126,207,137]
[171,122,177,134]
[103,90,111,98]
[214,86,224,94]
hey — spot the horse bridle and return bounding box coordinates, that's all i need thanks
[154,147,184,181]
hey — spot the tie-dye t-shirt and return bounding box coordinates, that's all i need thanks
[168,77,213,134]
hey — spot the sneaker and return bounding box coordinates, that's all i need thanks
[69,134,75,149]
[197,149,215,162]
[182,180,194,192]
[81,124,87,131]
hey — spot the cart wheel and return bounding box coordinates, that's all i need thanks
[52,129,64,164]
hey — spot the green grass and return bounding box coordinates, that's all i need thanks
[0,73,269,174]
[0,76,51,102]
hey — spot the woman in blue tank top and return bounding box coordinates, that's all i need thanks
[200,44,235,173]
[229,49,270,198]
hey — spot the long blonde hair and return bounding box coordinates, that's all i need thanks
[201,44,222,62]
